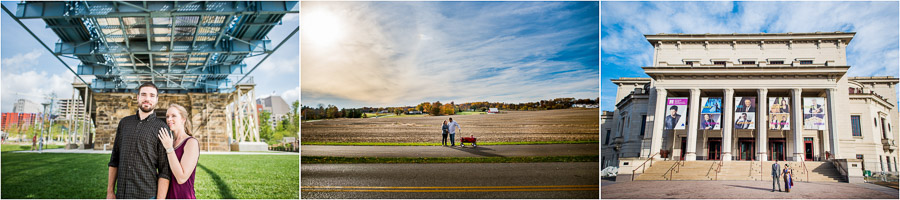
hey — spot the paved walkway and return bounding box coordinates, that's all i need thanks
[301,144,598,157]
[10,148,297,155]
[602,180,899,199]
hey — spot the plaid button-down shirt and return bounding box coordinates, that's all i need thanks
[108,111,172,199]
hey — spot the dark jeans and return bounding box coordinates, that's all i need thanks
[450,134,456,146]
[442,133,448,145]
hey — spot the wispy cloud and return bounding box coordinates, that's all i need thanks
[301,1,599,108]
[601,1,900,111]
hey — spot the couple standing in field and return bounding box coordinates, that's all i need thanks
[441,118,462,146]
[107,82,199,199]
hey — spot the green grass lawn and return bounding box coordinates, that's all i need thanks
[301,155,598,164]
[1,144,65,152]
[301,140,599,146]
[1,152,298,199]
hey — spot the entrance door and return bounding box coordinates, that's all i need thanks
[738,139,755,161]
[804,137,814,161]
[680,137,686,161]
[708,138,722,160]
[769,139,785,161]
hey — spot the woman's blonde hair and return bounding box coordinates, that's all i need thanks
[169,103,193,136]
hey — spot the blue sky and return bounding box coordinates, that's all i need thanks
[301,1,599,109]
[0,1,299,112]
[601,1,900,111]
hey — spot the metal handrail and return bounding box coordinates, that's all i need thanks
[714,159,725,180]
[800,160,809,182]
[664,159,685,180]
[631,152,660,181]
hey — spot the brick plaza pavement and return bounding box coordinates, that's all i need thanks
[602,180,898,199]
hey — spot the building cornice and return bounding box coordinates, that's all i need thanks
[645,32,855,45]
[643,66,848,77]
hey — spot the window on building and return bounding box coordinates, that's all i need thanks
[685,61,695,66]
[742,61,755,65]
[639,115,647,137]
[605,130,611,145]
[851,115,862,136]
[770,61,784,64]
[714,61,726,65]
[881,118,888,139]
[800,60,813,64]
[857,154,864,159]
[888,156,893,172]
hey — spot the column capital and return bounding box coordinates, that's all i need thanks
[758,88,768,93]
[690,88,701,93]
[724,88,734,94]
[656,88,667,95]
[792,88,803,93]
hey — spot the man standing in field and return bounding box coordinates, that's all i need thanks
[107,82,172,199]
[448,118,461,147]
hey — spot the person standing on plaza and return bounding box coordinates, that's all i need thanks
[783,164,793,192]
[441,120,450,146]
[157,103,200,199]
[772,160,782,192]
[107,82,173,199]
[448,117,461,147]
[31,134,36,151]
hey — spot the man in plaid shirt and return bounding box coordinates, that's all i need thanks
[107,82,173,199]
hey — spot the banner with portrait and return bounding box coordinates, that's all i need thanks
[700,97,722,130]
[768,97,791,130]
[734,97,756,129]
[664,97,688,130]
[803,97,827,130]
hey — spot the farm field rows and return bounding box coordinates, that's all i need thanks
[301,108,599,143]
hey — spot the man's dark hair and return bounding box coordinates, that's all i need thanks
[449,117,453,121]
[136,82,159,93]
[669,106,678,110]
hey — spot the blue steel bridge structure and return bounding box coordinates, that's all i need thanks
[3,1,299,93]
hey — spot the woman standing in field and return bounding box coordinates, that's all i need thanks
[442,120,450,146]
[157,103,200,199]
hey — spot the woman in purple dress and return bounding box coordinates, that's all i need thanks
[157,103,200,199]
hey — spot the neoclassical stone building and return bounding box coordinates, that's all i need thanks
[602,32,899,175]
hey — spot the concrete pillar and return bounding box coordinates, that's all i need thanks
[758,88,769,161]
[650,88,668,160]
[792,88,804,161]
[826,88,841,159]
[723,88,734,161]
[685,88,701,161]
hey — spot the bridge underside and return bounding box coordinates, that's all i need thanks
[10,1,297,151]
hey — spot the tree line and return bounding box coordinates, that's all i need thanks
[300,97,598,121]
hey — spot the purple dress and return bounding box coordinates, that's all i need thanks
[166,137,197,199]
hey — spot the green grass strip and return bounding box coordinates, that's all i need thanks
[301,140,598,146]
[301,155,598,164]
[1,144,66,152]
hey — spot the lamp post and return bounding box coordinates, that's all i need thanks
[40,102,49,153]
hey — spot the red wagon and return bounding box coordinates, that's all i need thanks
[460,135,477,147]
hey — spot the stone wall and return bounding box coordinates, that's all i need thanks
[92,93,233,151]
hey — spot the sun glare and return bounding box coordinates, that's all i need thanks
[303,10,344,47]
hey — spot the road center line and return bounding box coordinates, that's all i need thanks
[302,185,599,189]
[302,188,599,193]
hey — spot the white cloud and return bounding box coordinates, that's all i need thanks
[1,49,42,73]
[282,86,299,104]
[2,71,74,112]
[302,2,598,108]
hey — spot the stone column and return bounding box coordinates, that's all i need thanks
[685,88,701,161]
[650,88,668,160]
[826,88,841,159]
[723,88,734,161]
[792,88,804,161]
[757,88,768,161]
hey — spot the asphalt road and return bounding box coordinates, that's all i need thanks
[301,143,599,157]
[301,162,599,198]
